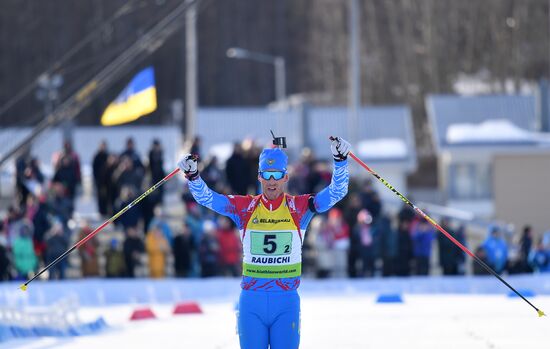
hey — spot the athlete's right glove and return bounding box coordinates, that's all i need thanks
[330,137,351,161]
[178,154,199,180]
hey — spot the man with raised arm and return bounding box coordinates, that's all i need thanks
[178,137,351,349]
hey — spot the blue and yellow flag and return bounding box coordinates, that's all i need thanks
[101,67,157,126]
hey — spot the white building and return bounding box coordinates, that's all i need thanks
[426,93,550,218]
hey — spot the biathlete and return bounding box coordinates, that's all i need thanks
[178,136,351,349]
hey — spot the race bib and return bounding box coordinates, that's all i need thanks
[250,231,292,256]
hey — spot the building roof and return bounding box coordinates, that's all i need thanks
[426,94,538,149]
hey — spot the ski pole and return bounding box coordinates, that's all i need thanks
[334,138,545,317]
[19,165,185,291]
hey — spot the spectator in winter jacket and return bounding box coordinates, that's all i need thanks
[353,209,375,277]
[12,223,37,279]
[78,222,100,277]
[398,202,416,224]
[105,239,126,277]
[395,220,413,276]
[49,182,73,227]
[376,213,397,277]
[473,246,491,275]
[45,223,69,280]
[482,225,508,274]
[104,154,120,216]
[528,238,550,273]
[201,156,224,192]
[32,194,51,260]
[115,186,141,231]
[123,227,145,277]
[437,218,466,275]
[216,216,241,277]
[454,225,467,275]
[0,235,11,281]
[145,225,169,278]
[412,219,435,275]
[148,207,173,245]
[225,143,251,195]
[55,141,81,185]
[52,153,80,202]
[52,140,82,204]
[320,208,350,278]
[92,141,110,216]
[3,205,23,248]
[16,151,31,208]
[313,216,332,278]
[518,225,534,273]
[120,137,145,178]
[359,179,382,222]
[148,139,165,205]
[185,203,204,242]
[185,202,204,276]
[199,220,219,277]
[172,224,193,277]
[344,193,363,278]
[114,157,143,198]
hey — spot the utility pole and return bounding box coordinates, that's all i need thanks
[185,0,198,141]
[274,57,286,104]
[348,0,360,149]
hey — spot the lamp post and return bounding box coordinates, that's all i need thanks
[36,73,72,141]
[36,73,63,117]
[226,47,286,104]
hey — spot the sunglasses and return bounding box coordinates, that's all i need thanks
[259,171,286,181]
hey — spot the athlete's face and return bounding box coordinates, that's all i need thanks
[258,169,288,200]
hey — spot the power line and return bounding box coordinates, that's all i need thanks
[0,0,209,168]
[0,0,142,120]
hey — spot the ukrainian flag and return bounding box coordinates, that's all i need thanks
[101,67,157,126]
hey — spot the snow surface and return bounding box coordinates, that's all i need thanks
[446,119,534,144]
[3,295,549,349]
[356,138,408,159]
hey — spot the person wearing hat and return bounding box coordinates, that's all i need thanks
[178,137,351,349]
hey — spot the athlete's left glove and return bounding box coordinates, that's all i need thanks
[330,137,351,161]
[178,154,199,180]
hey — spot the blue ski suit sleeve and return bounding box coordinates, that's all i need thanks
[313,159,349,213]
[187,177,241,225]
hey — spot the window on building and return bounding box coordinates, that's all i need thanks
[449,163,492,200]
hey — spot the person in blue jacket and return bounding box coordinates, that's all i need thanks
[482,225,508,274]
[529,236,550,273]
[178,137,350,349]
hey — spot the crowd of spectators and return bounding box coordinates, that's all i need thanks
[1,137,549,282]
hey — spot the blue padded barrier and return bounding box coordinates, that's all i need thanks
[1,275,549,307]
[0,317,107,342]
[376,294,404,303]
[507,289,536,298]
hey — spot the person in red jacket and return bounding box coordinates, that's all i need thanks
[216,216,242,276]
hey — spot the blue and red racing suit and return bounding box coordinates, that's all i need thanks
[187,159,349,349]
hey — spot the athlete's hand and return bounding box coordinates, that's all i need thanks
[178,154,199,180]
[330,137,351,161]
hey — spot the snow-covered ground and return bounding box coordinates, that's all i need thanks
[3,294,549,349]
